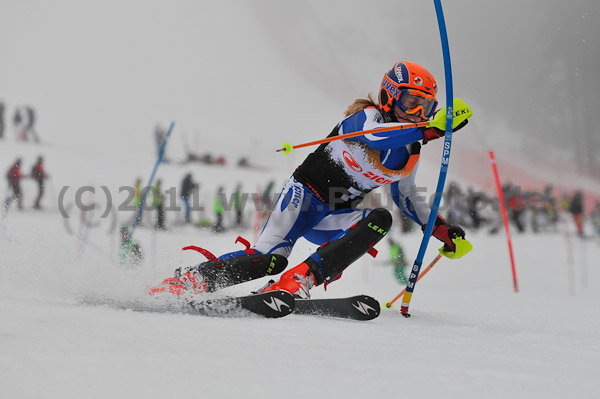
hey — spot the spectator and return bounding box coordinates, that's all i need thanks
[153,124,169,162]
[233,183,243,226]
[505,184,526,233]
[445,182,468,226]
[261,180,275,211]
[213,186,225,232]
[237,157,250,168]
[119,226,143,265]
[152,179,166,230]
[542,184,559,228]
[591,201,600,237]
[132,178,144,226]
[568,190,585,237]
[467,187,487,230]
[4,158,24,210]
[31,156,49,210]
[181,173,198,223]
[388,238,408,285]
[24,106,40,143]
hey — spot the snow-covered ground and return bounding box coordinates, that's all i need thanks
[1,137,599,398]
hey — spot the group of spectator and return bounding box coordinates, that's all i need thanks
[130,178,167,230]
[125,172,280,234]
[384,182,599,284]
[153,124,262,169]
[3,157,49,212]
[441,181,597,238]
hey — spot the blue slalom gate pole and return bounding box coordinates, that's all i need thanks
[399,0,454,317]
[126,121,175,251]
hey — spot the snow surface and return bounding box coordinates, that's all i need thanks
[1,137,599,399]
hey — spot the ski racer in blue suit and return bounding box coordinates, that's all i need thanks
[155,61,472,298]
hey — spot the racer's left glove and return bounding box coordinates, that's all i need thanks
[424,215,473,259]
[421,98,473,144]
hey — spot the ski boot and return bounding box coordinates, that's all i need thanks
[148,237,288,296]
[261,262,316,299]
[148,266,206,296]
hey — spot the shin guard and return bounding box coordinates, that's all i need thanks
[306,208,392,285]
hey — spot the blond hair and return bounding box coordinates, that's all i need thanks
[343,93,378,117]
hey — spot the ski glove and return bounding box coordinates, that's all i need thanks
[420,119,469,144]
[424,215,466,252]
[421,98,473,144]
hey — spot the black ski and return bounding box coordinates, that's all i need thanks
[80,290,295,319]
[198,253,288,292]
[294,295,380,321]
[188,290,295,318]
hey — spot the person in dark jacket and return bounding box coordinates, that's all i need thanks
[180,173,198,223]
[31,156,48,209]
[24,107,40,143]
[233,183,243,226]
[505,184,526,233]
[213,186,225,233]
[4,158,24,210]
[152,179,166,230]
[569,191,585,237]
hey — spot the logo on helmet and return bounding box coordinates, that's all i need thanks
[395,63,408,84]
[382,79,401,100]
[413,77,423,86]
[342,151,363,172]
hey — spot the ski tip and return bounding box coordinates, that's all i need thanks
[350,295,381,320]
[246,290,295,318]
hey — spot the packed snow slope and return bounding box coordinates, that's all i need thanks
[1,138,599,399]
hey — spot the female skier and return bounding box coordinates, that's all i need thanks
[151,61,472,298]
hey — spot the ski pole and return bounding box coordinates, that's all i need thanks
[276,121,431,154]
[384,254,442,309]
[125,121,175,252]
[276,99,472,155]
[400,0,454,317]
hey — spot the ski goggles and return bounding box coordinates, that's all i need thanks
[396,89,438,119]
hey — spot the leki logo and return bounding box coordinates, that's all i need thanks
[343,151,363,172]
[266,255,277,274]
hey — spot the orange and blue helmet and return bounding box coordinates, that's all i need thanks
[379,61,438,121]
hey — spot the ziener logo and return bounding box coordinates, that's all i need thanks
[343,151,363,172]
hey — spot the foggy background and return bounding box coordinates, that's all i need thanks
[1,0,599,182]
